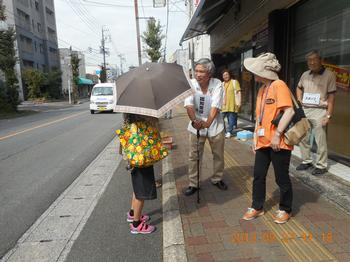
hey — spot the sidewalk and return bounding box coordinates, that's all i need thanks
[160,106,350,262]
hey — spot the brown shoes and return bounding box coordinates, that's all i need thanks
[273,210,291,224]
[242,208,265,221]
[242,208,291,224]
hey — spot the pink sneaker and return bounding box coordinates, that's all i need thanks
[126,212,150,223]
[130,221,155,234]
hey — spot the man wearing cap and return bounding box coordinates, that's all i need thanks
[242,53,295,224]
[296,50,336,176]
[183,58,227,196]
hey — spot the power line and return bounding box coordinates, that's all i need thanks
[81,0,153,8]
[74,0,102,31]
[56,17,92,37]
[58,38,102,63]
[169,1,189,17]
[64,0,99,34]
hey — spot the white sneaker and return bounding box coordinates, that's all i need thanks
[225,132,231,138]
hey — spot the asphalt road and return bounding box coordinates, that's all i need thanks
[65,162,163,262]
[0,102,122,258]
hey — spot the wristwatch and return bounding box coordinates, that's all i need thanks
[326,114,332,119]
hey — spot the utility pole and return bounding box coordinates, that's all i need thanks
[188,0,195,74]
[134,0,142,66]
[100,26,109,83]
[68,46,72,104]
[101,27,107,70]
[118,54,124,74]
[163,0,169,62]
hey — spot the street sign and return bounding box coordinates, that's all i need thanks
[153,0,166,8]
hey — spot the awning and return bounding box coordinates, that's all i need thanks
[179,0,235,45]
[78,77,93,85]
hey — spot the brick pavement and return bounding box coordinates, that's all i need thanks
[160,106,350,262]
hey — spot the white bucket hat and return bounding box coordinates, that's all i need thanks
[243,53,281,80]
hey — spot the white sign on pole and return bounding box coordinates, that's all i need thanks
[153,0,166,8]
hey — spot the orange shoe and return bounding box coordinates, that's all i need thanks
[242,208,264,221]
[273,210,291,224]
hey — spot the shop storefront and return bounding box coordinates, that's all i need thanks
[180,0,350,162]
[289,0,350,163]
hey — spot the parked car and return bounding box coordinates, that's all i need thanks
[89,83,116,114]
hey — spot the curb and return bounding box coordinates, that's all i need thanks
[162,151,187,262]
[1,137,121,262]
[289,158,350,215]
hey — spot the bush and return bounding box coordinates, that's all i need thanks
[22,68,45,99]
[43,70,62,99]
[0,27,19,112]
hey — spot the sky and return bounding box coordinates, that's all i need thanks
[54,0,190,74]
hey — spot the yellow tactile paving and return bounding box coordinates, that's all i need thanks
[221,147,338,262]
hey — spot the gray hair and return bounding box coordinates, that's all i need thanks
[305,50,321,60]
[195,58,215,76]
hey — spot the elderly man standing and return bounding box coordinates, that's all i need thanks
[296,50,336,176]
[183,58,227,196]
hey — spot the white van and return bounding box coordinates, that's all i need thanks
[89,83,116,114]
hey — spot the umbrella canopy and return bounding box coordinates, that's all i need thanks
[114,62,194,118]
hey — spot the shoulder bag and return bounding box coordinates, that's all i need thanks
[271,90,311,146]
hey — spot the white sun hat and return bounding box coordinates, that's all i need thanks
[243,53,281,80]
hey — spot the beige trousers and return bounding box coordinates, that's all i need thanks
[188,131,225,187]
[299,108,328,169]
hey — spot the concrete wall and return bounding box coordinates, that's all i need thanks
[193,34,211,61]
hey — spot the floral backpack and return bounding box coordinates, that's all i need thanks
[116,121,168,168]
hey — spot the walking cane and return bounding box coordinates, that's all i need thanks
[196,129,200,204]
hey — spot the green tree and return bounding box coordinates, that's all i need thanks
[99,66,106,83]
[141,19,164,62]
[43,70,62,99]
[0,0,5,20]
[22,68,45,99]
[71,53,80,104]
[0,0,19,112]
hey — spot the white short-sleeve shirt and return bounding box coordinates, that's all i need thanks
[184,78,224,137]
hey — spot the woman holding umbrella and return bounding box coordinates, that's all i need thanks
[114,62,195,234]
[118,113,164,234]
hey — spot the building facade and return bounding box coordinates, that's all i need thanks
[182,0,350,163]
[59,48,87,97]
[4,0,60,99]
[169,48,190,75]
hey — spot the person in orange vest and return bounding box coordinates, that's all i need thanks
[242,53,295,224]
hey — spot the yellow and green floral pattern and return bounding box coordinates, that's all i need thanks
[116,121,168,168]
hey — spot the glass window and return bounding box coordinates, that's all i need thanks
[92,87,113,96]
[291,0,350,160]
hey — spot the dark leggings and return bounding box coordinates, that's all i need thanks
[252,148,293,213]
